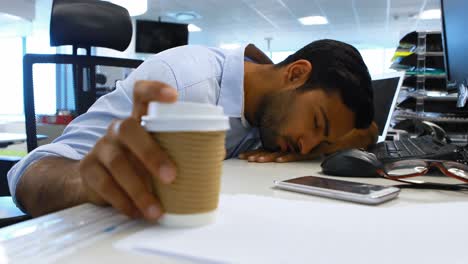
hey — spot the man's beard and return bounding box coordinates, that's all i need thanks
[256,90,295,151]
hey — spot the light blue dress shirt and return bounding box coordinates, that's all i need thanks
[8,44,261,209]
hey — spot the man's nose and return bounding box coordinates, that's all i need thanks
[298,135,322,155]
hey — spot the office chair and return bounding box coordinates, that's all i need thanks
[23,0,144,152]
[3,0,144,228]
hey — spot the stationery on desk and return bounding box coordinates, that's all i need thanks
[0,204,136,264]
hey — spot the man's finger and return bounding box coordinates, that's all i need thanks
[109,118,176,184]
[128,152,154,193]
[238,149,265,159]
[97,137,163,220]
[275,152,319,163]
[80,155,138,218]
[132,80,178,119]
[275,153,303,163]
[246,151,272,162]
[255,152,287,163]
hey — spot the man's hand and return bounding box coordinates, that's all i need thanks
[80,81,178,220]
[240,122,378,163]
[238,149,322,163]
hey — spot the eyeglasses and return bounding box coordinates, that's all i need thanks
[376,159,468,190]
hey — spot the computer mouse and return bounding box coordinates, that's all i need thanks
[320,149,383,177]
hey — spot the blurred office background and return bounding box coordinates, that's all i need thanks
[0,0,442,150]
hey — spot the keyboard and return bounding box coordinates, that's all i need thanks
[369,135,459,162]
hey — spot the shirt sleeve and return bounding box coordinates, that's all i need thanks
[7,58,178,211]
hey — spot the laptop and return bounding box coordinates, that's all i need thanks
[369,72,458,162]
[371,72,405,143]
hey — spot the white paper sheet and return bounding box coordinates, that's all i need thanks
[115,195,468,264]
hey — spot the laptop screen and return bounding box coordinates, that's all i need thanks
[371,73,404,142]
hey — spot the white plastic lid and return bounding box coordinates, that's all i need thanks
[142,102,230,132]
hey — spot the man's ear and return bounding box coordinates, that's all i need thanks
[285,59,312,87]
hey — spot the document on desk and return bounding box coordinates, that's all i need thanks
[115,194,468,264]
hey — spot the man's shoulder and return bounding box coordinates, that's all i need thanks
[147,45,226,88]
[148,45,224,64]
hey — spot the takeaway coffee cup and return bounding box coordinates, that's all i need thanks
[141,102,230,227]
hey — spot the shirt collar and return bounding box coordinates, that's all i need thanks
[218,43,272,128]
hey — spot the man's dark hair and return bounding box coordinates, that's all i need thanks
[276,39,373,129]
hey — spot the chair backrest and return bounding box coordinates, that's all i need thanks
[23,0,143,152]
[50,0,133,52]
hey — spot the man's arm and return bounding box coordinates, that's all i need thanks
[14,81,178,219]
[240,122,379,162]
[16,157,87,217]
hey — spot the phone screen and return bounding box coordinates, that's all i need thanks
[283,176,387,195]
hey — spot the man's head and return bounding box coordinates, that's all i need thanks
[256,39,373,154]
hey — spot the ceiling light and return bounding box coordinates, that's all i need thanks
[220,43,241,50]
[188,24,202,32]
[103,0,147,17]
[176,12,197,21]
[298,16,328,25]
[167,11,202,21]
[419,9,441,20]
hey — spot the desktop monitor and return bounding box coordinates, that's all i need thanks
[135,20,189,54]
[441,0,468,85]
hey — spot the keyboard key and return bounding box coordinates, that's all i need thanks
[386,142,397,151]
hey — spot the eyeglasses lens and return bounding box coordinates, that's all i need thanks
[385,160,428,177]
[443,162,468,179]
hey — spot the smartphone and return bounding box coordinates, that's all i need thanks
[274,176,400,205]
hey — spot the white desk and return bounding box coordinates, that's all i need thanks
[1,159,468,263]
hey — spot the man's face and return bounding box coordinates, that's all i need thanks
[258,88,355,154]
